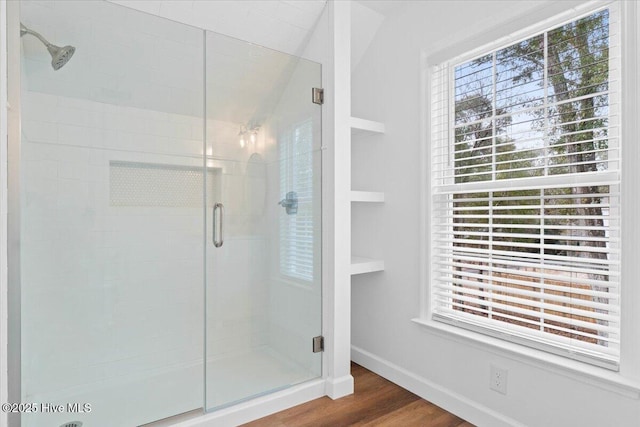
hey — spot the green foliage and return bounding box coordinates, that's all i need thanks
[453,10,610,256]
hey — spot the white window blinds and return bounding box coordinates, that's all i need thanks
[430,6,621,369]
[280,119,314,282]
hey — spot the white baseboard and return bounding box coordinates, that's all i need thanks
[177,379,325,427]
[325,374,354,399]
[351,345,524,427]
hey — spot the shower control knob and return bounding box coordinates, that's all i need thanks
[279,191,298,215]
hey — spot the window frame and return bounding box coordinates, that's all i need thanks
[419,0,638,374]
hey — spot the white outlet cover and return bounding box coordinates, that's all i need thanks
[490,364,508,394]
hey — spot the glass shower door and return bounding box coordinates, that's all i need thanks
[18,2,205,426]
[17,1,322,423]
[205,32,322,410]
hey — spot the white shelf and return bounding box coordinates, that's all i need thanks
[350,117,385,137]
[351,191,384,202]
[351,256,385,275]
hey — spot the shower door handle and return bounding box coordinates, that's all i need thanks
[213,203,224,248]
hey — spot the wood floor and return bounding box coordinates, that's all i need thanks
[241,363,474,427]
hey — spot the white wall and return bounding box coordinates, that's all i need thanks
[20,0,204,118]
[108,0,326,60]
[351,1,640,426]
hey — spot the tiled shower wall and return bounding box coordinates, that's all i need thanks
[20,88,270,425]
[18,1,314,424]
[20,89,204,424]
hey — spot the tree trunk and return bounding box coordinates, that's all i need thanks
[548,25,608,345]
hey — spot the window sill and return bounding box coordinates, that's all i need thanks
[411,317,640,399]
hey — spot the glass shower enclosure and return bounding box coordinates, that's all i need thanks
[13,1,322,425]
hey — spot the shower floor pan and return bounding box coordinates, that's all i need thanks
[22,346,314,427]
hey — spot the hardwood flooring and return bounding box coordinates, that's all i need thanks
[241,363,474,427]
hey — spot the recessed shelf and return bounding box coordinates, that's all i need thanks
[351,191,384,202]
[351,256,384,275]
[351,117,385,137]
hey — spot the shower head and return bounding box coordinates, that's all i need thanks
[20,23,75,70]
[47,44,76,71]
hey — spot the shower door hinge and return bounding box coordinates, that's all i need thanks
[312,336,324,353]
[312,88,324,105]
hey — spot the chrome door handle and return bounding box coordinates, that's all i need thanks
[213,203,224,248]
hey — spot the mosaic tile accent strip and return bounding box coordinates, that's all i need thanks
[110,160,217,207]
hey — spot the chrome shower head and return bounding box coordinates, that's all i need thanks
[47,44,76,71]
[20,23,75,70]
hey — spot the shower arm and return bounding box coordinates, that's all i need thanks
[20,24,53,48]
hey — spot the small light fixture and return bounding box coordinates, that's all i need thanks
[239,124,260,148]
[238,126,247,148]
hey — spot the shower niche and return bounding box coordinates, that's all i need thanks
[13,1,322,426]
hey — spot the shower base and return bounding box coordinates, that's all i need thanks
[205,346,317,410]
[21,346,316,427]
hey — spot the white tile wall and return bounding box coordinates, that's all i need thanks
[20,89,210,426]
[21,1,204,119]
[20,0,327,123]
[20,85,275,424]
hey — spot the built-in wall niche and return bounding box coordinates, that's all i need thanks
[350,117,385,275]
[109,160,221,207]
[351,201,385,275]
[351,117,385,201]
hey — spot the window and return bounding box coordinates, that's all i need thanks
[279,119,314,282]
[430,6,621,369]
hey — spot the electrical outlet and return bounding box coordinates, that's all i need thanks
[490,364,508,394]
